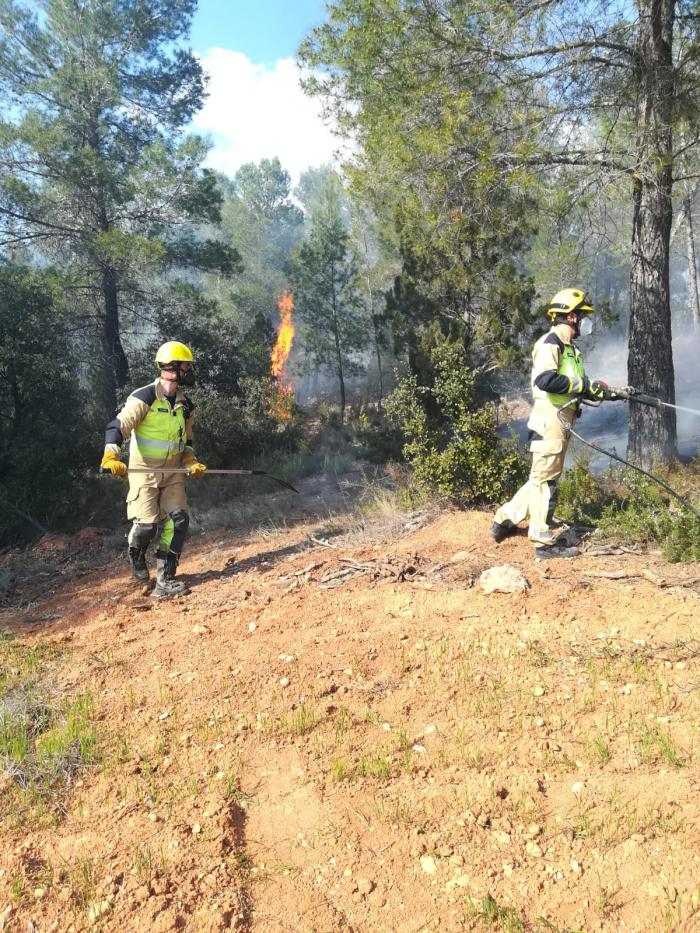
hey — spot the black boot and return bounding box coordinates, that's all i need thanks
[128,546,150,581]
[535,543,580,560]
[490,519,516,543]
[154,550,190,599]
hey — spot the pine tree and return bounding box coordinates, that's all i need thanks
[301,0,700,465]
[0,0,233,413]
[288,170,368,420]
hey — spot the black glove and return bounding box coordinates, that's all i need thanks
[602,385,626,401]
[588,379,608,401]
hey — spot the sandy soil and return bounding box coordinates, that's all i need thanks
[1,489,700,932]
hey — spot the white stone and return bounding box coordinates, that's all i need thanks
[479,565,528,594]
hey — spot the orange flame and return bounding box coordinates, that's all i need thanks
[271,290,295,378]
[270,290,296,419]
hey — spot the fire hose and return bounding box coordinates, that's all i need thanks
[101,466,299,494]
[557,386,700,522]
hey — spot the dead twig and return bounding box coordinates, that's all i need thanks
[583,569,700,588]
[584,545,643,557]
[310,536,341,550]
[582,570,637,580]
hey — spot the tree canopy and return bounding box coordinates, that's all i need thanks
[0,0,236,412]
[301,0,700,465]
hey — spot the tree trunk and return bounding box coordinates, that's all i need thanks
[372,313,384,409]
[684,195,700,326]
[627,0,676,466]
[361,231,383,407]
[330,262,346,421]
[100,265,130,415]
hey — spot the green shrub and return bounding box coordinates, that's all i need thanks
[353,408,405,463]
[0,263,102,545]
[599,468,700,562]
[317,401,343,429]
[560,459,700,562]
[192,378,303,467]
[385,340,528,504]
[557,457,620,525]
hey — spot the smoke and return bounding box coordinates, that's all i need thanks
[579,330,700,466]
[499,328,700,470]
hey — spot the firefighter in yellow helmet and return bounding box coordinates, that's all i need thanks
[491,288,612,559]
[100,341,207,597]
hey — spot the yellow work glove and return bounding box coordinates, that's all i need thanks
[101,450,127,477]
[182,452,207,477]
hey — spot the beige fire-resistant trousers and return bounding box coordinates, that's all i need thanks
[126,472,187,524]
[494,402,574,546]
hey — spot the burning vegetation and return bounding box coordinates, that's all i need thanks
[270,290,296,420]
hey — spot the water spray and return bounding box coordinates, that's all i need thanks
[606,385,700,418]
[557,388,700,522]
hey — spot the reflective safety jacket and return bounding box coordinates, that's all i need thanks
[527,329,589,453]
[531,329,587,409]
[104,379,195,470]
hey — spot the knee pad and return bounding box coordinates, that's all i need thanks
[171,509,190,533]
[546,480,559,524]
[168,509,190,556]
[128,522,157,549]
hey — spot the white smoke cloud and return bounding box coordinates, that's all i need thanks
[575,331,700,463]
[193,49,340,184]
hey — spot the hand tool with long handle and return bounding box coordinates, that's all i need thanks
[101,467,299,493]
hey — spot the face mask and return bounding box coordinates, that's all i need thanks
[177,366,196,387]
[161,363,195,387]
[578,316,593,337]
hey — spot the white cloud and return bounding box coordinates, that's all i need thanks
[193,49,340,184]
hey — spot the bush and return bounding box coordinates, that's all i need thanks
[598,467,700,562]
[0,264,102,544]
[385,339,528,504]
[559,459,700,563]
[353,408,405,464]
[192,378,303,467]
[556,457,620,525]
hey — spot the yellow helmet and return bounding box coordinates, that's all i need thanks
[547,288,594,319]
[155,341,194,365]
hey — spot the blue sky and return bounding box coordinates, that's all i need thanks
[189,0,338,182]
[191,0,329,64]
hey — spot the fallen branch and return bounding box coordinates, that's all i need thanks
[583,569,700,588]
[310,536,341,550]
[583,570,636,580]
[292,561,325,577]
[585,545,642,557]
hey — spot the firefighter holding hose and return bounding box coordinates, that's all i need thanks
[491,288,613,560]
[100,341,206,597]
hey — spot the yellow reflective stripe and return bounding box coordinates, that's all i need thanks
[160,518,174,550]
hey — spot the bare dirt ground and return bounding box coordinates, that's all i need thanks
[1,475,700,932]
